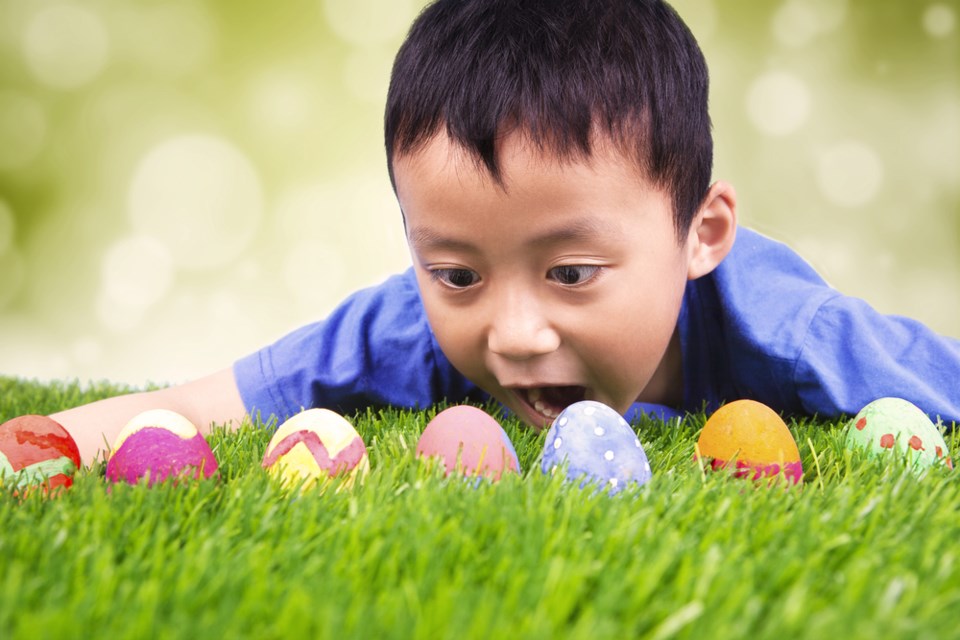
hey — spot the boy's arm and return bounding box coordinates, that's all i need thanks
[50,367,248,467]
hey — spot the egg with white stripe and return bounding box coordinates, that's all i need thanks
[541,400,652,494]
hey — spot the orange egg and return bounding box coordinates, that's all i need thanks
[696,400,803,484]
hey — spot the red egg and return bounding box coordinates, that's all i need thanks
[0,415,81,494]
[416,406,520,481]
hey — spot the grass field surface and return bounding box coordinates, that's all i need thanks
[1,376,958,639]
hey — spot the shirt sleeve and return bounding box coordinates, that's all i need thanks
[232,269,484,425]
[680,227,960,426]
[794,295,960,425]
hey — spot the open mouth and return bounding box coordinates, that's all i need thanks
[516,386,587,422]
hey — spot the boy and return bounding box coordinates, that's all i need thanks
[51,0,960,465]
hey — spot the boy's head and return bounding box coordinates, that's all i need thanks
[385,0,713,239]
[385,0,736,426]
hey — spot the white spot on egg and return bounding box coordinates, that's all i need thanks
[594,427,605,437]
[817,140,883,208]
[584,406,596,416]
[604,450,615,461]
[609,478,618,488]
[558,417,568,427]
[635,438,642,448]
[554,437,562,450]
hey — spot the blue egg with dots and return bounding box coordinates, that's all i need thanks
[541,400,652,495]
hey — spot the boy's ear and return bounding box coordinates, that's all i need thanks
[686,180,737,280]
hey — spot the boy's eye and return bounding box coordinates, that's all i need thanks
[432,268,480,288]
[548,265,600,286]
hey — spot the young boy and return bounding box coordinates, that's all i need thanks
[51,0,960,465]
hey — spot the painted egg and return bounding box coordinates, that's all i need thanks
[262,408,369,490]
[696,399,803,484]
[106,409,218,486]
[416,405,520,481]
[844,397,952,471]
[0,415,81,494]
[540,400,652,495]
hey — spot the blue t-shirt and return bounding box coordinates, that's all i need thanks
[234,227,960,426]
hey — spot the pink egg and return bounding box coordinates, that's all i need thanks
[416,406,520,481]
[106,409,218,486]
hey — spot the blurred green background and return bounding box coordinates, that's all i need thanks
[0,0,957,385]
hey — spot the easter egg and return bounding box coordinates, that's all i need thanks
[106,409,218,486]
[696,399,803,484]
[416,405,520,481]
[844,397,952,471]
[262,408,369,490]
[0,415,81,494]
[541,400,651,495]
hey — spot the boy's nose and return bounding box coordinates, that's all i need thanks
[486,292,561,361]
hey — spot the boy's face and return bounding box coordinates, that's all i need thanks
[394,132,696,428]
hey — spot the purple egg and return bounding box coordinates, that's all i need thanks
[541,400,652,494]
[106,409,218,486]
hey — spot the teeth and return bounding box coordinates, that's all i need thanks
[533,399,559,419]
[527,388,541,402]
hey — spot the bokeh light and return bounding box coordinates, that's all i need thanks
[923,4,956,38]
[98,235,175,328]
[128,134,264,271]
[322,0,419,46]
[0,200,14,256]
[111,2,216,77]
[23,3,109,90]
[746,71,811,136]
[771,0,848,48]
[0,248,25,310]
[0,91,46,170]
[816,141,884,208]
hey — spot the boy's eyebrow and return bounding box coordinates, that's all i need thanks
[407,217,620,252]
[406,227,477,253]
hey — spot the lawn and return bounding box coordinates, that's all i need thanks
[1,376,958,639]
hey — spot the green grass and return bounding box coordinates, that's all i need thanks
[1,376,958,639]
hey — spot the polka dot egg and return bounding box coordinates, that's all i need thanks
[541,400,652,495]
[844,397,952,472]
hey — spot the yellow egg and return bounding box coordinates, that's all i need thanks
[696,399,803,484]
[262,409,369,491]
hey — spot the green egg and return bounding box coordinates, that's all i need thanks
[844,397,952,472]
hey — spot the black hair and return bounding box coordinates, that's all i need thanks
[385,0,712,239]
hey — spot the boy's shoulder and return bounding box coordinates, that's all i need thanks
[701,225,839,323]
[683,226,960,421]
